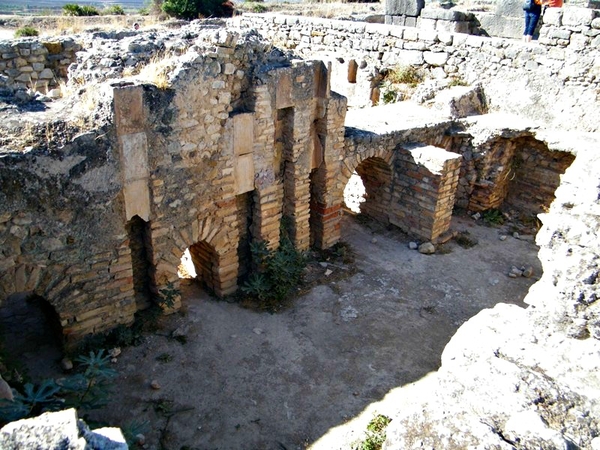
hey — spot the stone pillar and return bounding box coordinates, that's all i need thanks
[113,85,151,223]
[392,144,462,241]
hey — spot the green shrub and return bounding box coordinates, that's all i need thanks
[63,3,100,16]
[104,4,125,14]
[482,208,504,226]
[14,26,39,37]
[247,2,267,12]
[161,0,232,19]
[62,3,81,15]
[80,5,100,15]
[241,232,307,312]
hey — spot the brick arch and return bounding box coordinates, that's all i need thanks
[0,262,80,344]
[339,147,395,200]
[153,213,240,299]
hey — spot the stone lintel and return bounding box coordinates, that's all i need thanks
[235,153,255,195]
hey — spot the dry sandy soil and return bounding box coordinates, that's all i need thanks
[74,211,541,450]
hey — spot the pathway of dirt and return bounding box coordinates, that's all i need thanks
[87,213,541,450]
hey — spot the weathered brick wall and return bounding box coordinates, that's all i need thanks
[0,130,137,344]
[341,114,462,241]
[237,10,600,133]
[505,137,576,215]
[0,22,584,344]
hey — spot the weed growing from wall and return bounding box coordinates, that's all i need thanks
[378,65,425,104]
[241,227,307,312]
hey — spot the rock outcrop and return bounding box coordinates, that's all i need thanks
[382,133,600,449]
[0,408,127,450]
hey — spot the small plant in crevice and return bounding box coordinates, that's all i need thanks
[241,224,307,312]
[158,281,180,310]
[378,65,425,105]
[482,208,505,226]
[354,414,392,450]
[448,76,469,87]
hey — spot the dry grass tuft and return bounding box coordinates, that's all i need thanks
[135,52,177,89]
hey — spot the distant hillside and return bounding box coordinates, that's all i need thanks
[0,0,147,14]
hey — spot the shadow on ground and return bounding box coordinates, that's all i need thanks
[7,213,541,450]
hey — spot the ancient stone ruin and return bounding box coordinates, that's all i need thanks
[1,4,599,447]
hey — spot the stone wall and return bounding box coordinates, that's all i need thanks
[0,25,352,343]
[237,10,600,133]
[383,129,600,450]
[0,20,586,345]
[0,127,137,343]
[0,37,80,93]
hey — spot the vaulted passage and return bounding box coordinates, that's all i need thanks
[0,292,63,378]
[353,157,393,223]
[467,137,576,224]
[183,241,219,294]
[126,215,156,310]
[505,137,576,217]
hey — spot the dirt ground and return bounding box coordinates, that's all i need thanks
[75,212,542,450]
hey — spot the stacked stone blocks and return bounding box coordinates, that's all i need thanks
[0,38,80,92]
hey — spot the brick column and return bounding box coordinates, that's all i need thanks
[252,184,284,250]
[310,93,347,249]
[392,144,462,241]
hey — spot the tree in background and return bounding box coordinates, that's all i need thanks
[161,0,234,19]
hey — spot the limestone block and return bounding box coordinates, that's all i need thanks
[417,18,437,31]
[421,8,469,21]
[563,6,595,26]
[38,68,54,79]
[405,17,418,27]
[114,85,144,135]
[235,153,255,195]
[276,69,293,109]
[396,49,424,65]
[544,8,563,26]
[233,113,254,156]
[406,144,462,175]
[120,132,149,183]
[385,0,425,17]
[123,178,151,221]
[569,33,590,49]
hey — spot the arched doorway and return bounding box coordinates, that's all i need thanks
[0,292,63,380]
[343,157,393,224]
[178,241,219,294]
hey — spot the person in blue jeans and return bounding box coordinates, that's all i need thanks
[523,0,543,42]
